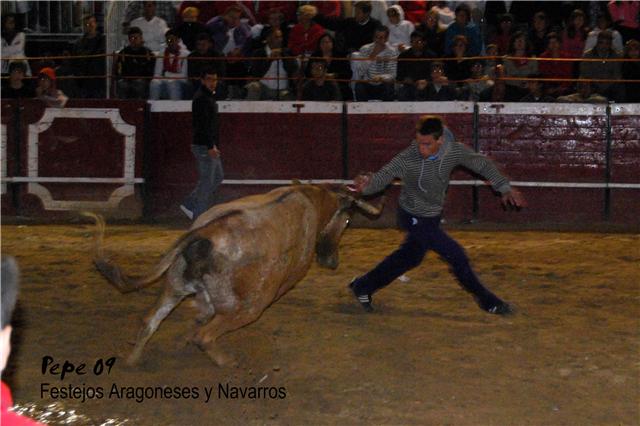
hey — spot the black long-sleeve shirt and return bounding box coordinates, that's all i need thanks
[192,85,218,149]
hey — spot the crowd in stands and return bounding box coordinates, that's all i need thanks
[2,0,639,104]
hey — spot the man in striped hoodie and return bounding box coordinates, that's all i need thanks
[349,115,526,315]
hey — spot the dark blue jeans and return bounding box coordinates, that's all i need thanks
[183,145,224,218]
[354,208,500,306]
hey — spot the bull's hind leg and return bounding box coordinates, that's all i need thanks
[127,258,192,365]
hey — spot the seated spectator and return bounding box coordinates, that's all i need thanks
[538,32,573,97]
[251,9,290,51]
[430,2,455,27]
[353,26,398,101]
[557,81,608,103]
[207,5,252,99]
[462,59,493,101]
[396,31,434,101]
[125,0,177,30]
[2,61,34,99]
[415,8,446,57]
[528,12,550,56]
[1,14,30,76]
[483,44,500,79]
[314,1,382,54]
[129,1,169,54]
[584,11,624,54]
[175,6,207,52]
[288,5,325,57]
[302,58,341,101]
[309,33,353,100]
[444,35,472,88]
[187,33,226,97]
[73,14,105,98]
[246,28,298,100]
[423,60,458,101]
[622,39,640,102]
[488,13,515,56]
[607,0,640,43]
[503,31,539,100]
[55,46,81,99]
[385,5,414,52]
[561,9,590,60]
[149,30,190,100]
[35,67,68,107]
[520,73,556,102]
[444,4,482,57]
[580,30,624,102]
[115,26,155,99]
[479,64,521,101]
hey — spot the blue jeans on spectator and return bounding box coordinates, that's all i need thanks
[355,81,395,101]
[183,144,224,218]
[149,79,187,100]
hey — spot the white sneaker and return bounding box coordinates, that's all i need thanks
[179,204,194,220]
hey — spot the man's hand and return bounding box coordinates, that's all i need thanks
[208,146,221,158]
[416,79,428,90]
[347,173,373,193]
[501,188,526,209]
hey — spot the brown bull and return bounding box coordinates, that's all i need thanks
[86,184,381,366]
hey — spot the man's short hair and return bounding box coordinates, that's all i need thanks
[454,4,471,18]
[416,115,444,138]
[200,66,218,78]
[354,1,372,15]
[8,61,27,74]
[308,57,328,69]
[1,257,19,329]
[375,25,390,36]
[410,31,425,41]
[164,28,178,38]
[128,26,142,36]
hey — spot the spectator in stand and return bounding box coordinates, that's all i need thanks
[1,14,30,76]
[114,26,155,99]
[461,59,493,101]
[539,32,574,97]
[484,1,544,34]
[314,1,382,54]
[520,73,556,102]
[483,43,500,79]
[529,12,551,56]
[309,33,353,100]
[503,31,539,100]
[607,0,640,43]
[207,5,252,99]
[73,14,105,98]
[397,31,434,101]
[430,2,455,27]
[489,13,515,56]
[385,5,414,52]
[444,4,482,57]
[35,67,68,107]
[1,61,34,98]
[557,80,608,103]
[187,33,226,97]
[251,9,290,51]
[149,30,190,100]
[584,11,624,54]
[479,64,521,101]
[562,9,590,60]
[288,5,325,57]
[622,39,640,102]
[444,35,472,91]
[175,6,207,52]
[55,46,81,99]
[302,57,341,101]
[423,60,458,101]
[129,1,169,54]
[177,2,219,26]
[415,8,446,57]
[580,30,624,102]
[353,26,398,101]
[398,1,428,25]
[246,28,298,100]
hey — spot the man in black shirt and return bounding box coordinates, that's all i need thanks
[314,1,381,53]
[2,61,34,99]
[114,26,155,99]
[180,67,223,220]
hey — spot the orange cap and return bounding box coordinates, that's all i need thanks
[38,67,57,81]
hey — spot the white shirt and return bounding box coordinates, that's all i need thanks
[223,28,238,55]
[261,45,288,91]
[130,16,169,54]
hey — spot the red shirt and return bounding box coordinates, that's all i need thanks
[287,23,326,56]
[1,381,43,425]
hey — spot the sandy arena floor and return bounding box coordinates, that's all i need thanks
[1,223,638,425]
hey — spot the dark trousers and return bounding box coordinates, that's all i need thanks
[354,208,501,307]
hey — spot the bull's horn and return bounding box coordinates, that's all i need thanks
[291,179,302,185]
[353,197,385,216]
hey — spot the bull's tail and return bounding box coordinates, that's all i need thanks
[82,212,190,294]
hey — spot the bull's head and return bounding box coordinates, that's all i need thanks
[315,188,384,269]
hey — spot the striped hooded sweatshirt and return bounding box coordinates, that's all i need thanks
[362,128,511,218]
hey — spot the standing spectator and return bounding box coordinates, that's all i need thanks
[562,9,590,60]
[309,33,353,100]
[114,26,155,99]
[288,5,325,56]
[444,35,472,88]
[415,8,446,57]
[488,13,515,56]
[35,67,68,108]
[353,26,398,101]
[503,31,539,99]
[246,28,298,100]
[302,58,341,101]
[207,5,252,99]
[520,73,556,102]
[397,31,434,101]
[385,5,415,52]
[529,12,551,56]
[1,61,34,98]
[129,1,169,54]
[607,0,640,42]
[1,14,29,76]
[580,30,624,102]
[73,14,105,98]
[180,67,222,221]
[314,1,382,54]
[444,4,482,57]
[622,39,640,102]
[584,11,624,54]
[175,6,207,52]
[149,30,190,100]
[187,33,226,97]
[538,32,574,97]
[423,61,458,101]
